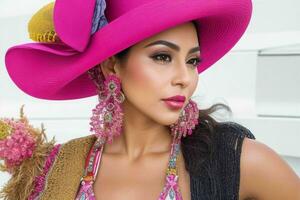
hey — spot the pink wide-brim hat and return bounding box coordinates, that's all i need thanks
[4,0,252,100]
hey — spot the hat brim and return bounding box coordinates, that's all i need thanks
[5,0,252,100]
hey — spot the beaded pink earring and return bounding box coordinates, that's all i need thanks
[170,99,199,140]
[89,73,125,144]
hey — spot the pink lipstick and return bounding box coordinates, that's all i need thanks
[162,95,186,110]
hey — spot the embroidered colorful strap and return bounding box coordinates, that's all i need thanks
[75,137,104,200]
[28,143,62,200]
[158,138,183,200]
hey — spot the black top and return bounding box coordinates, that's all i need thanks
[183,121,256,200]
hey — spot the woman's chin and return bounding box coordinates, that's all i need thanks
[156,110,182,126]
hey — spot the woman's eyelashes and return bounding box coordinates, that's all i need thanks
[187,57,201,68]
[150,53,171,63]
[150,53,201,67]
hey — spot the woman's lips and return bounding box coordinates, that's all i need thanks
[162,100,184,109]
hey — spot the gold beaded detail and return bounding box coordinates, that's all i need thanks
[166,139,181,176]
[29,30,59,43]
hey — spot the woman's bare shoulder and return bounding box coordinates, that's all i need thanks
[239,138,300,200]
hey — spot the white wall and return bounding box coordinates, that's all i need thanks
[1,0,300,196]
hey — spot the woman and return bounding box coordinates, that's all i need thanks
[1,0,299,199]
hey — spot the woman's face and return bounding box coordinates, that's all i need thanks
[110,21,200,126]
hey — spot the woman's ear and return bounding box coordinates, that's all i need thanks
[99,56,120,78]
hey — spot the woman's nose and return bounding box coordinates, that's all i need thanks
[171,62,191,88]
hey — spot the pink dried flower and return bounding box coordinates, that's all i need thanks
[0,118,37,169]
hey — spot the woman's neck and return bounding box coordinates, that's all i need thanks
[102,113,173,161]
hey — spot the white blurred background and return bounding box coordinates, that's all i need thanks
[0,0,300,196]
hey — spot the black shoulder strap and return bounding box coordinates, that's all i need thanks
[190,121,256,200]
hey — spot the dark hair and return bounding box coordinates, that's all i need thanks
[90,21,233,176]
[115,47,131,63]
[181,103,232,176]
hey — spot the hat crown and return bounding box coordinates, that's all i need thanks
[106,0,155,21]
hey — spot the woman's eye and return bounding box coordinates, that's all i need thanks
[151,53,171,63]
[188,57,201,67]
[151,54,201,67]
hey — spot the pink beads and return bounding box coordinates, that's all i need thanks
[158,174,183,200]
[89,74,125,144]
[0,118,37,171]
[170,99,199,140]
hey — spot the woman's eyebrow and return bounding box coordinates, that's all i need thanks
[188,46,200,55]
[144,40,200,54]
